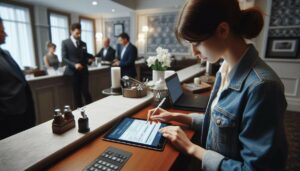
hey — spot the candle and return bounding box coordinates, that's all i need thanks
[111,67,121,88]
[206,62,212,76]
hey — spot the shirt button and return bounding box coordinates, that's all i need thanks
[216,119,221,125]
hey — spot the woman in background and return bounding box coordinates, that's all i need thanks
[148,0,287,170]
[44,42,59,69]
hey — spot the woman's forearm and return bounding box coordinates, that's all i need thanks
[172,113,193,126]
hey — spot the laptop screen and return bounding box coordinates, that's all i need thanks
[166,74,183,103]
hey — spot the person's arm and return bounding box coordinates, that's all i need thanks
[44,56,49,67]
[61,41,76,69]
[95,48,103,58]
[111,48,116,61]
[120,45,137,67]
[200,81,287,171]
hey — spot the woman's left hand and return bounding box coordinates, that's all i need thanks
[160,126,195,154]
[160,126,207,160]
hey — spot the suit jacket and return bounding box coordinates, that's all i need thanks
[0,49,35,119]
[95,46,116,62]
[117,43,137,77]
[62,38,93,76]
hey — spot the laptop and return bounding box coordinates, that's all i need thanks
[165,73,209,112]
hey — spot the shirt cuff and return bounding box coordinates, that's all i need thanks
[188,113,205,131]
[202,150,225,171]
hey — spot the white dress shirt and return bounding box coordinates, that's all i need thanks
[120,43,129,59]
[70,36,79,48]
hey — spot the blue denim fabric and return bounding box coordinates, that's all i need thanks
[190,45,288,171]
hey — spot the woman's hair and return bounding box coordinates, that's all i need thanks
[46,41,56,49]
[175,0,264,43]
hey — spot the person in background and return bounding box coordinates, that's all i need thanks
[112,32,137,78]
[95,37,116,62]
[0,17,36,140]
[62,23,94,108]
[148,0,288,170]
[44,42,59,69]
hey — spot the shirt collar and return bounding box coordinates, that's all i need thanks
[70,36,78,44]
[228,44,259,91]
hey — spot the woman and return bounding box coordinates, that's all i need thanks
[44,42,59,69]
[148,0,287,170]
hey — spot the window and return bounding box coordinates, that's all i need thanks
[0,3,36,68]
[49,11,70,61]
[80,17,95,54]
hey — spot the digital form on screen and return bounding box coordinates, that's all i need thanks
[107,118,167,146]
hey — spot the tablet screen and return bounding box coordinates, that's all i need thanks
[103,117,168,151]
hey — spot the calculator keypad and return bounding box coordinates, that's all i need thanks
[83,147,132,171]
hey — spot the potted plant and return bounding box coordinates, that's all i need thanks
[146,47,171,84]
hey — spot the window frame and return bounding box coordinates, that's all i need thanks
[79,16,96,54]
[47,9,71,61]
[0,0,38,67]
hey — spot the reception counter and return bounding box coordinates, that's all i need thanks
[28,60,146,124]
[0,63,205,171]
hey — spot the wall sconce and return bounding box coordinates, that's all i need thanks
[142,26,149,33]
[95,32,103,41]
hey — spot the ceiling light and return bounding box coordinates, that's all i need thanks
[112,9,115,12]
[92,1,98,6]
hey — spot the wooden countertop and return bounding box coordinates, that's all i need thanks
[48,106,196,171]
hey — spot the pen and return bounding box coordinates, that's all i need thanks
[147,97,166,124]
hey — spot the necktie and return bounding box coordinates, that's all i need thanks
[76,40,80,48]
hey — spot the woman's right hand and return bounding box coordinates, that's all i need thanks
[147,108,175,124]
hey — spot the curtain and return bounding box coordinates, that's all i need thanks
[80,19,95,54]
[49,13,69,61]
[0,3,36,68]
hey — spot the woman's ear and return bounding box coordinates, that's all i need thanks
[216,22,230,39]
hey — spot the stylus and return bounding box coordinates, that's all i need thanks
[147,97,166,124]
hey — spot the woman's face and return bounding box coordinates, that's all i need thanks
[48,47,56,53]
[190,24,228,63]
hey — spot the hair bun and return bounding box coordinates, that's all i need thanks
[239,8,264,39]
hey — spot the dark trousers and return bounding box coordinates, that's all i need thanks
[71,70,92,108]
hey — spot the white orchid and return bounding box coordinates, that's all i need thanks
[147,47,171,71]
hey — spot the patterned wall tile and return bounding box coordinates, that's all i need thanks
[268,0,300,39]
[104,17,130,49]
[270,0,300,26]
[268,28,300,37]
[146,13,189,54]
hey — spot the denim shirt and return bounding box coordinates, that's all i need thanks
[190,45,288,171]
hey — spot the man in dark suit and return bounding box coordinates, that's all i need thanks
[62,23,94,108]
[112,32,137,78]
[95,38,116,62]
[0,17,35,140]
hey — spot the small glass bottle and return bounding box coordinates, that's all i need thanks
[53,109,65,125]
[64,105,74,121]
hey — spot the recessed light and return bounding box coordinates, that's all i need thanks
[112,9,115,12]
[92,1,98,6]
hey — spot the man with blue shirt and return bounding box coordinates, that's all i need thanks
[112,32,137,78]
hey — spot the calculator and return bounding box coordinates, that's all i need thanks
[83,146,132,171]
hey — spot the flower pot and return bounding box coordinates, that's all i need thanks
[152,70,165,83]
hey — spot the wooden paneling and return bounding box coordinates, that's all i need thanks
[29,68,111,124]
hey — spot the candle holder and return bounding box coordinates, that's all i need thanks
[102,87,122,95]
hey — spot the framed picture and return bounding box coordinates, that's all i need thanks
[114,23,124,37]
[266,37,300,59]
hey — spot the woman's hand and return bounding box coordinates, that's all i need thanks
[160,126,207,160]
[160,126,194,154]
[147,108,175,123]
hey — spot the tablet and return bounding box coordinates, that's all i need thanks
[103,117,168,151]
